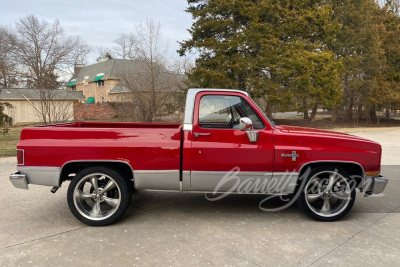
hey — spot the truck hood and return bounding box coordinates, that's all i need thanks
[276,125,377,143]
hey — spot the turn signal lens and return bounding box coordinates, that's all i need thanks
[366,172,379,176]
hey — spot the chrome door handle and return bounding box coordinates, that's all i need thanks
[194,132,211,138]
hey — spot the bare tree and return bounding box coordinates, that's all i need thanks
[7,15,89,125]
[12,15,90,89]
[0,27,20,88]
[115,19,184,122]
[0,102,12,134]
[113,33,137,59]
[170,55,195,75]
[20,90,76,124]
[69,42,91,74]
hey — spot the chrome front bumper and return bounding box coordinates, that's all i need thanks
[364,175,388,196]
[9,172,29,190]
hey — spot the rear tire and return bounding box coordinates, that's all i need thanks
[67,166,132,226]
[297,165,356,222]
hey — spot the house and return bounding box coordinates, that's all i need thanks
[0,88,83,125]
[66,58,185,103]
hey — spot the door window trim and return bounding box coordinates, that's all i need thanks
[194,92,267,130]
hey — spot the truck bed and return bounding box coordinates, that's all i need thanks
[18,122,183,170]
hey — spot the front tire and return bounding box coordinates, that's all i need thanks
[297,166,356,221]
[67,166,132,226]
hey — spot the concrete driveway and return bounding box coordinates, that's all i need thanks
[0,129,399,267]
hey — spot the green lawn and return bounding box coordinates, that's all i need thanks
[0,127,22,157]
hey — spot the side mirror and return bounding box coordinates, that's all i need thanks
[240,117,259,143]
[239,117,253,131]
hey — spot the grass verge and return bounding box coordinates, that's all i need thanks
[0,128,22,157]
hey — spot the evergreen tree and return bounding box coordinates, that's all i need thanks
[180,0,343,119]
[330,0,387,120]
[380,1,400,117]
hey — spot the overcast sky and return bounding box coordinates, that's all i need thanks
[0,0,193,64]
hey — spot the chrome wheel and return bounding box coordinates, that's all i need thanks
[297,166,356,221]
[73,173,121,221]
[68,166,132,226]
[304,170,352,218]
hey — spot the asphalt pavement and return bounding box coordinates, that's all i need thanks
[0,129,399,267]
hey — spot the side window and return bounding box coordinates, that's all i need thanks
[199,95,264,129]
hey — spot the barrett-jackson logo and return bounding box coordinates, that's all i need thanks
[281,151,299,162]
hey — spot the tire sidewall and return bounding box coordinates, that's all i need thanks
[67,166,132,226]
[296,165,356,222]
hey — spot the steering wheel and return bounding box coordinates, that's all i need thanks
[227,115,235,128]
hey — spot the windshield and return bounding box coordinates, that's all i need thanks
[247,97,278,129]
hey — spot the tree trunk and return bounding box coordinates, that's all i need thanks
[346,94,354,120]
[386,108,390,118]
[369,104,377,120]
[302,110,308,120]
[309,103,318,122]
[331,107,338,122]
[303,98,309,119]
[357,105,363,121]
[265,103,273,119]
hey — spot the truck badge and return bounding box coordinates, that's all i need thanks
[281,151,299,161]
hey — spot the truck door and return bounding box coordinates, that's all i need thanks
[189,92,275,192]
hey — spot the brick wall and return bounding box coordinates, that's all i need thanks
[74,103,117,121]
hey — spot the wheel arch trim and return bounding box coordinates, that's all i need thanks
[298,160,366,185]
[60,160,135,185]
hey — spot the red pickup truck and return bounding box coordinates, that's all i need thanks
[9,89,388,226]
